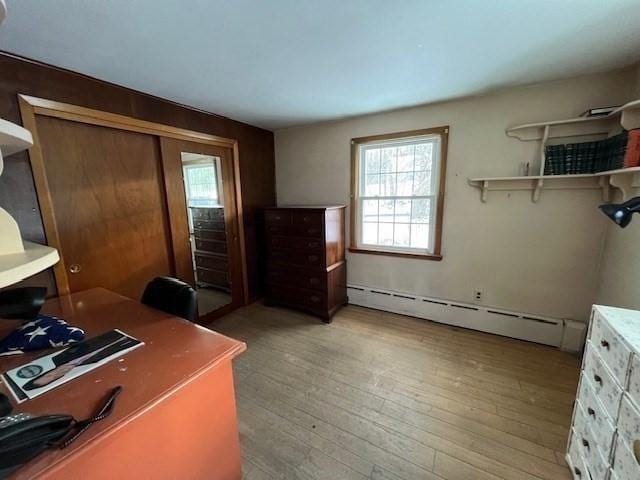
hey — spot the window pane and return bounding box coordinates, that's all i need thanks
[365,149,380,174]
[397,172,413,196]
[415,143,433,171]
[394,223,410,247]
[380,173,396,196]
[380,148,396,173]
[411,224,430,249]
[378,223,393,245]
[362,222,378,244]
[394,199,411,223]
[362,199,379,222]
[364,174,380,196]
[413,170,432,195]
[411,198,431,224]
[379,199,394,223]
[396,145,414,172]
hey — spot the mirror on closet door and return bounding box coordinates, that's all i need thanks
[181,152,232,316]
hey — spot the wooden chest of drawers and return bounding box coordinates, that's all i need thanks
[566,305,640,480]
[264,206,347,322]
[190,206,230,292]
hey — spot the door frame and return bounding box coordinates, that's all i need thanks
[18,94,249,305]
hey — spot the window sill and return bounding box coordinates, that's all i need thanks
[348,247,442,261]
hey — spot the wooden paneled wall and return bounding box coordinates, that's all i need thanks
[0,52,275,300]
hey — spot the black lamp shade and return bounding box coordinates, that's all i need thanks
[599,196,640,228]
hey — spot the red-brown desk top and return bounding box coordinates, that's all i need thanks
[0,288,246,478]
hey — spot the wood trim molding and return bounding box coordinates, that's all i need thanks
[19,95,237,148]
[18,94,250,305]
[349,126,449,261]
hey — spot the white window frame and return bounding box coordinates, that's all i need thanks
[351,127,448,259]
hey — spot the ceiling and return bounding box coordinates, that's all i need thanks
[1,1,640,130]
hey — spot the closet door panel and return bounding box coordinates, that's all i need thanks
[36,116,174,299]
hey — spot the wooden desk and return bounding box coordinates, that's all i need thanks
[0,288,246,480]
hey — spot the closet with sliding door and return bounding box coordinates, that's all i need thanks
[19,95,248,322]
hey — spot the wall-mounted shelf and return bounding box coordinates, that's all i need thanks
[506,100,640,141]
[0,118,33,157]
[469,167,640,203]
[0,241,60,289]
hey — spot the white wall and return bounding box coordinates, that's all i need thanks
[597,63,640,309]
[275,68,636,321]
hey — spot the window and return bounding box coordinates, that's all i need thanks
[183,163,219,207]
[350,127,448,259]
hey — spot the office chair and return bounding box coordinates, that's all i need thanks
[141,277,198,322]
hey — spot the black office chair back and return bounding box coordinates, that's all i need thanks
[141,277,198,322]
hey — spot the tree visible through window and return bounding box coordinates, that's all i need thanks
[351,127,447,258]
[184,163,219,207]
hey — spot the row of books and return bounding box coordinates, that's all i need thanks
[544,130,640,175]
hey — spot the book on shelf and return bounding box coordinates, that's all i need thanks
[579,106,619,118]
[623,130,640,168]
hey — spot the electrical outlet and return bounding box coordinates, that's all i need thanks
[473,289,482,302]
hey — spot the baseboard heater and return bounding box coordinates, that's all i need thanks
[347,284,583,349]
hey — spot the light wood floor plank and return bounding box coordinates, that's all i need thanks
[215,303,576,480]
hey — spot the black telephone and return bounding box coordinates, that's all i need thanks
[0,386,122,478]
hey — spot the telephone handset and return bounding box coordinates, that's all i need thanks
[0,386,122,478]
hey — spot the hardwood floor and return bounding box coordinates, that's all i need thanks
[213,302,581,480]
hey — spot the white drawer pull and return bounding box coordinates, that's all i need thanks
[593,374,603,385]
[573,467,582,477]
[600,339,610,350]
[581,438,590,450]
[587,407,596,418]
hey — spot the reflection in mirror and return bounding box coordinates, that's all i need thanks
[181,153,232,316]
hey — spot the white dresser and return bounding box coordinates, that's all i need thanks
[567,305,640,480]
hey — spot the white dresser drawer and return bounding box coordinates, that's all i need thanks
[591,309,633,387]
[617,395,640,452]
[611,434,640,480]
[628,354,640,411]
[574,403,611,480]
[568,429,594,480]
[578,374,617,455]
[584,342,624,420]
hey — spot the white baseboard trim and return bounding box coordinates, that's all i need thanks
[346,284,585,350]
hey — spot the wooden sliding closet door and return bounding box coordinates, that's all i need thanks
[35,116,174,299]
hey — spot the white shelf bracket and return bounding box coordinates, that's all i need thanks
[608,172,640,202]
[532,179,544,203]
[481,181,488,203]
[599,176,611,202]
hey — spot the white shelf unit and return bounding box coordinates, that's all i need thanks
[0,117,59,286]
[469,167,640,203]
[469,100,640,202]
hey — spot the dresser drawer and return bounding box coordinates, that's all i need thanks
[267,285,327,312]
[591,309,633,387]
[192,207,224,221]
[196,267,229,287]
[195,253,228,271]
[265,210,292,225]
[194,228,226,241]
[268,248,324,268]
[267,235,323,252]
[578,374,617,454]
[292,211,323,228]
[628,355,640,410]
[617,395,640,452]
[195,238,227,255]
[584,342,624,420]
[266,223,323,238]
[611,434,640,480]
[267,265,326,291]
[193,219,225,231]
[574,402,612,479]
[568,430,591,480]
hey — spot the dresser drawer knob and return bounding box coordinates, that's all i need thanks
[308,242,318,248]
[309,278,320,285]
[593,374,602,385]
[310,295,320,303]
[308,255,318,262]
[587,407,596,418]
[581,438,590,449]
[600,339,610,350]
